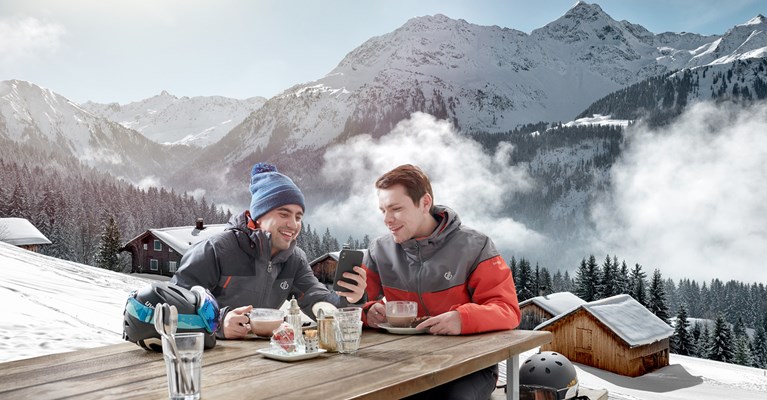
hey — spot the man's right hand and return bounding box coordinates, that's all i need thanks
[366,302,387,328]
[223,305,253,339]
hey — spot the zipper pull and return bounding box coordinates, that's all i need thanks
[267,261,273,273]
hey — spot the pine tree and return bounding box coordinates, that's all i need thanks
[599,254,618,298]
[8,180,31,219]
[320,228,338,255]
[648,269,671,324]
[698,323,712,359]
[691,322,702,356]
[0,184,9,217]
[516,258,534,301]
[733,335,753,366]
[664,278,678,316]
[671,304,693,356]
[534,263,541,296]
[575,256,599,301]
[552,270,564,293]
[708,314,734,363]
[616,259,630,294]
[630,263,648,307]
[752,320,767,368]
[95,216,121,272]
[562,270,572,292]
[509,257,518,287]
[539,267,552,296]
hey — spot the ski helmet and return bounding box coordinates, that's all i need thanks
[519,351,579,400]
[123,282,218,351]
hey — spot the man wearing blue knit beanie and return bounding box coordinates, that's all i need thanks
[172,163,367,339]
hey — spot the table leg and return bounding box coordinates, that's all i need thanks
[506,354,519,400]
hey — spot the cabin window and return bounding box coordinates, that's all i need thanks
[150,259,159,271]
[169,261,177,273]
[154,240,162,251]
[143,243,147,250]
[169,247,173,253]
[576,328,592,350]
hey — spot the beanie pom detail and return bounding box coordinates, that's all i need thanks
[252,163,277,176]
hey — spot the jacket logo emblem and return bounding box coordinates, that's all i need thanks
[444,271,453,280]
[279,281,289,290]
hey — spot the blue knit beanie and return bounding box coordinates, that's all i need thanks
[249,163,306,221]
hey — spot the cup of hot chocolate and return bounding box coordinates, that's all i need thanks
[248,308,285,337]
[385,301,418,327]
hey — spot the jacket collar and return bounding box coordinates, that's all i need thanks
[399,205,461,259]
[227,211,296,264]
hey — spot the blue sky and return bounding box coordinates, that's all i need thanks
[0,0,764,104]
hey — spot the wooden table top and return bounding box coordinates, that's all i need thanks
[0,329,551,400]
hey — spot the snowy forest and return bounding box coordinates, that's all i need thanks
[0,138,231,266]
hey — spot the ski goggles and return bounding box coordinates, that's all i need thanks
[125,286,219,333]
[519,385,576,400]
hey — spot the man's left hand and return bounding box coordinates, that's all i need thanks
[416,310,462,335]
[335,266,367,303]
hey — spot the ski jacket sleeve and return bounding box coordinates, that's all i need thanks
[171,240,221,293]
[452,254,521,334]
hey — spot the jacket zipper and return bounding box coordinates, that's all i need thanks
[267,260,272,273]
[415,243,430,316]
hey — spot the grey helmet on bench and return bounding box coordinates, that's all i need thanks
[122,282,218,351]
[519,351,579,400]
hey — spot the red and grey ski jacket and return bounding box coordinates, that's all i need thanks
[362,205,521,334]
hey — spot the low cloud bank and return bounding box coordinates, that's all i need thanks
[310,112,546,253]
[591,102,767,282]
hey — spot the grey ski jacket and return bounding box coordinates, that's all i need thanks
[171,211,355,337]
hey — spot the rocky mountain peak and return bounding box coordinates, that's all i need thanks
[743,14,766,26]
[533,1,634,44]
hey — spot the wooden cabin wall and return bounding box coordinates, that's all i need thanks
[540,310,669,377]
[311,259,338,284]
[519,303,553,330]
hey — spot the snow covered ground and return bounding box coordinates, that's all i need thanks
[2,241,766,399]
[0,241,151,362]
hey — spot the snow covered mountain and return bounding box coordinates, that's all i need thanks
[82,92,266,147]
[181,2,766,201]
[0,80,193,183]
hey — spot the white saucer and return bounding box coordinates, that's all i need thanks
[257,348,327,362]
[312,301,338,318]
[378,323,429,335]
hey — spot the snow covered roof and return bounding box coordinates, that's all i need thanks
[122,224,228,255]
[0,217,52,246]
[149,224,228,254]
[536,294,674,347]
[309,251,341,266]
[519,292,586,316]
[309,249,369,266]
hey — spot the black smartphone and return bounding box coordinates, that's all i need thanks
[332,249,364,291]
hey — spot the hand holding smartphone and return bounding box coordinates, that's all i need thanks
[332,249,364,291]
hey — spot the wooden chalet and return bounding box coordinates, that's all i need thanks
[0,217,51,252]
[120,218,226,277]
[518,292,585,330]
[535,294,674,377]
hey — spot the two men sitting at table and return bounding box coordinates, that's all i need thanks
[362,164,521,400]
[173,162,520,399]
